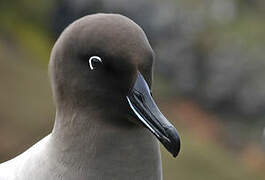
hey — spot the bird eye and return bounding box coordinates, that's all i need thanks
[88,56,103,70]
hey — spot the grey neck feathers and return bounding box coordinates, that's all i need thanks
[51,108,162,179]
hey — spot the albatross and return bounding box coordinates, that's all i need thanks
[0,13,180,180]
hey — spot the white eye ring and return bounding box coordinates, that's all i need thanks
[88,56,102,70]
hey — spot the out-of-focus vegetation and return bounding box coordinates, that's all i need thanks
[0,0,265,179]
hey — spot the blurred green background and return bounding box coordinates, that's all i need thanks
[0,0,265,179]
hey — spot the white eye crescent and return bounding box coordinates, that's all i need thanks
[89,56,103,70]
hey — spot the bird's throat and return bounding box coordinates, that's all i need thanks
[51,109,163,179]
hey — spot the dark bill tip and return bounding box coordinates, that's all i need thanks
[165,127,181,157]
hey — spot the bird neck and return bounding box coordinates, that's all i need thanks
[51,108,162,179]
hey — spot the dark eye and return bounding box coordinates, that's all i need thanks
[88,56,103,70]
